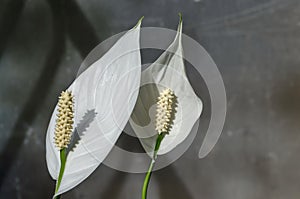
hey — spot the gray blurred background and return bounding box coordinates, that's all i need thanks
[1,0,300,198]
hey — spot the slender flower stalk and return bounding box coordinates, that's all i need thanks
[142,88,176,199]
[53,91,74,199]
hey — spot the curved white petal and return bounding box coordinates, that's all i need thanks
[130,20,202,156]
[46,22,142,196]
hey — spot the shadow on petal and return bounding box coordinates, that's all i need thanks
[168,93,178,135]
[67,109,97,154]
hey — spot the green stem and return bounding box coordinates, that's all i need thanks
[142,159,154,199]
[142,133,165,199]
[54,148,67,199]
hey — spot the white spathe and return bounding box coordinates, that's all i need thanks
[130,20,203,156]
[46,22,142,196]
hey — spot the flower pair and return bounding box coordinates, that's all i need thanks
[46,15,202,198]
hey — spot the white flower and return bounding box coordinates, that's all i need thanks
[130,18,203,156]
[46,20,142,197]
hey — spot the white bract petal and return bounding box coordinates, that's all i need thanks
[130,19,202,156]
[46,21,142,196]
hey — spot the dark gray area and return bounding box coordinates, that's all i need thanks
[0,0,300,198]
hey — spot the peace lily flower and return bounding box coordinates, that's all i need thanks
[46,18,143,198]
[128,15,203,198]
[130,16,203,156]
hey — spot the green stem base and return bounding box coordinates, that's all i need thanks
[141,133,165,199]
[54,148,67,199]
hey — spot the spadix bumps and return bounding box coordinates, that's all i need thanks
[155,88,175,134]
[54,90,74,150]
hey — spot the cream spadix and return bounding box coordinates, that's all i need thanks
[54,91,74,150]
[155,88,176,135]
[130,16,202,156]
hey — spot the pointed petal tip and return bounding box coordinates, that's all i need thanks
[134,16,144,29]
[177,13,183,32]
[178,12,182,23]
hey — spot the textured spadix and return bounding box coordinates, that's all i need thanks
[155,88,175,134]
[130,18,202,155]
[54,91,74,150]
[46,20,142,196]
